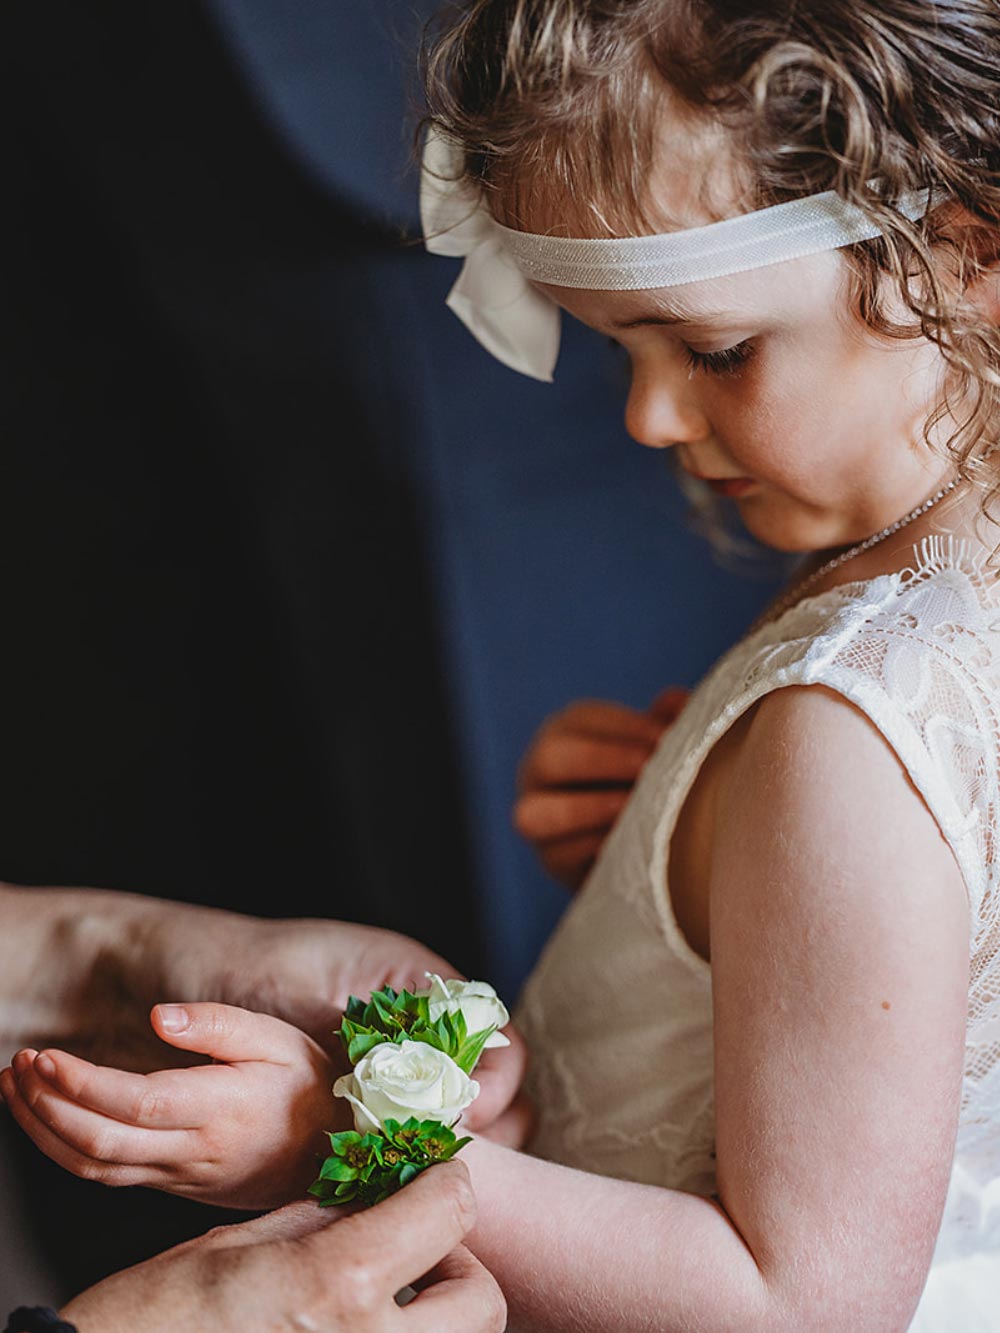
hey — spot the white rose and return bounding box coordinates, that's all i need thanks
[420,973,511,1049]
[334,1040,480,1134]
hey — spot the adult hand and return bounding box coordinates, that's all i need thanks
[59,1160,506,1333]
[514,688,689,890]
[0,888,527,1137]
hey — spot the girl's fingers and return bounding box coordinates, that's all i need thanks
[649,685,691,723]
[25,1047,206,1129]
[520,730,656,792]
[513,788,630,843]
[551,699,669,744]
[475,1091,537,1149]
[539,831,607,890]
[9,1055,192,1167]
[461,1026,529,1132]
[1,1067,160,1188]
[150,1001,309,1065]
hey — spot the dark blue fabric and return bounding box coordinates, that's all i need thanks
[208,0,434,231]
[1,0,777,1294]
[204,0,778,994]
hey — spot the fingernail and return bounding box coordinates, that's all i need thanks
[12,1050,33,1074]
[35,1053,56,1080]
[157,1004,190,1033]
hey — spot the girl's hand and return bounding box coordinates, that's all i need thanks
[514,688,689,890]
[0,1002,340,1211]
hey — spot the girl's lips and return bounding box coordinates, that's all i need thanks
[705,477,757,498]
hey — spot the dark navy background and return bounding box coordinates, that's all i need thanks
[0,0,775,1295]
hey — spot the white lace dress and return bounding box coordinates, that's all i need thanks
[518,537,1000,1329]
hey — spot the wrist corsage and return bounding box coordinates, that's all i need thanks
[309,973,510,1208]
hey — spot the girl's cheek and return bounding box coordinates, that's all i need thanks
[713,385,788,474]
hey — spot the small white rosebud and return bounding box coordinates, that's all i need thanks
[420,973,511,1048]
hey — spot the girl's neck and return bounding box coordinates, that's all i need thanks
[765,480,994,622]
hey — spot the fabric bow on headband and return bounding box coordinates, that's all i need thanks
[420,126,933,383]
[420,127,560,382]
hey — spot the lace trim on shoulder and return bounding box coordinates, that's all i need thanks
[901,535,989,587]
[906,535,997,599]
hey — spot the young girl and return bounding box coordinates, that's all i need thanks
[4,1,1000,1327]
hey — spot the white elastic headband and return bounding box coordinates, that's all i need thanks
[420,127,933,382]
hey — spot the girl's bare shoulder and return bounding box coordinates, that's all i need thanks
[719,682,966,908]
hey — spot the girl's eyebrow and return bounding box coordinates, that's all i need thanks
[611,309,733,331]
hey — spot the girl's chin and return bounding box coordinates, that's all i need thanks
[736,496,844,555]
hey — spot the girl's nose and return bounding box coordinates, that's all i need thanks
[624,361,710,450]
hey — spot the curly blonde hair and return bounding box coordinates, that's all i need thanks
[424,0,1000,533]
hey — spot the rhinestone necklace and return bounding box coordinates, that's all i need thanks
[753,476,962,632]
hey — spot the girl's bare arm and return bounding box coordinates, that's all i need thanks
[463,684,968,1331]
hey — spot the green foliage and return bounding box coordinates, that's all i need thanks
[308,1118,471,1208]
[338,985,497,1074]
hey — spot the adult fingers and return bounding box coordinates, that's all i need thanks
[198,1200,349,1252]
[7,1053,192,1165]
[300,1161,477,1295]
[462,1025,529,1131]
[513,788,630,843]
[150,1002,307,1065]
[24,1047,205,1129]
[521,731,656,792]
[404,1245,507,1333]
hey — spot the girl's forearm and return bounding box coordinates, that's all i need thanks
[0,882,158,1062]
[463,1137,781,1333]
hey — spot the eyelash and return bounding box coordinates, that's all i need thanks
[683,340,756,377]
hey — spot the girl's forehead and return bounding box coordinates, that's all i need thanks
[645,101,750,231]
[503,89,744,240]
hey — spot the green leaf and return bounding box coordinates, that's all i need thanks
[307,1179,337,1200]
[454,1024,495,1075]
[325,1130,362,1155]
[398,1162,421,1187]
[445,1135,472,1157]
[370,992,397,1028]
[451,1007,468,1046]
[414,1118,453,1141]
[409,1025,452,1058]
[348,1030,386,1063]
[318,1157,359,1182]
